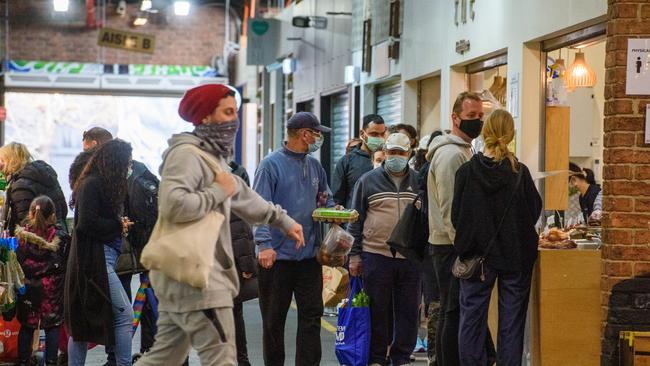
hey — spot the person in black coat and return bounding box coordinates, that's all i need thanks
[451,110,542,366]
[415,130,442,363]
[229,161,256,366]
[0,142,68,235]
[64,139,134,366]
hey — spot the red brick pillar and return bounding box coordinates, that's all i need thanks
[601,1,650,364]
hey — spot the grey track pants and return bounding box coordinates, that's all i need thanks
[134,308,236,366]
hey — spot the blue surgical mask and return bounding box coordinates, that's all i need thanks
[385,156,408,173]
[308,136,324,153]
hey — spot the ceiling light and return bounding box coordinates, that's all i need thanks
[565,51,596,89]
[116,0,127,16]
[133,13,148,26]
[140,0,152,11]
[174,1,190,16]
[53,0,69,12]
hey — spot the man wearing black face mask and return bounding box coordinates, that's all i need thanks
[426,91,488,366]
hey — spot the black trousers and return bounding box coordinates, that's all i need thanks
[431,245,461,366]
[233,302,251,366]
[432,245,496,366]
[459,266,532,366]
[258,258,323,366]
[363,252,421,365]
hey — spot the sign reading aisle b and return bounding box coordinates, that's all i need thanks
[98,28,155,54]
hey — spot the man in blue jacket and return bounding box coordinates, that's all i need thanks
[253,112,334,366]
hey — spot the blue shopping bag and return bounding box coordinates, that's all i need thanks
[335,276,370,366]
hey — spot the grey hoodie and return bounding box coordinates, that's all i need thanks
[150,133,296,312]
[426,133,472,245]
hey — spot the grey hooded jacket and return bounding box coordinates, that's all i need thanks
[150,133,296,312]
[426,133,472,245]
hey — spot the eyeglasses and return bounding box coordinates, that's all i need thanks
[305,129,322,138]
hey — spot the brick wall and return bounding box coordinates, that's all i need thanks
[7,1,232,66]
[602,1,650,364]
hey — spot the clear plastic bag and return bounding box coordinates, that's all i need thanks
[322,225,354,256]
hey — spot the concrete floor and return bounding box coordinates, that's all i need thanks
[80,278,429,365]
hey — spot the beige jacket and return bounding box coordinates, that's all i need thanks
[426,133,472,245]
[150,133,295,312]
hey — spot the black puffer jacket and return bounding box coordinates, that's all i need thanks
[3,160,68,235]
[229,162,257,303]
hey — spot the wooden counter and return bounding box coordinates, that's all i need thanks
[531,249,601,365]
[487,249,601,364]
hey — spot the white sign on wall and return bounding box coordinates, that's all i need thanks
[508,72,520,118]
[626,39,650,95]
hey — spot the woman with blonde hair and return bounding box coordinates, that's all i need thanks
[0,142,67,235]
[451,109,541,366]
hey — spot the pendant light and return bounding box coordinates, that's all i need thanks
[565,50,596,89]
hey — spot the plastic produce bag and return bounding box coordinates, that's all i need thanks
[0,317,20,362]
[335,277,370,366]
[318,225,354,267]
[323,225,354,256]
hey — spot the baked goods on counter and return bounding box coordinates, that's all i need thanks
[538,228,577,249]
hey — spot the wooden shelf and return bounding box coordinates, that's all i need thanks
[544,106,570,211]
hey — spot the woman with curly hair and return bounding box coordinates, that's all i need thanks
[64,139,134,366]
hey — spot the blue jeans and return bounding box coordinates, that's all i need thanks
[68,245,134,366]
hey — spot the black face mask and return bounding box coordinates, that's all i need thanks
[459,118,483,139]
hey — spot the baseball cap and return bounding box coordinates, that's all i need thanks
[286,112,332,133]
[418,135,431,150]
[385,133,411,151]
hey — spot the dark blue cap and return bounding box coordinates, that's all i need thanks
[286,112,332,133]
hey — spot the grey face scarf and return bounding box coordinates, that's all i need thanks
[193,119,240,158]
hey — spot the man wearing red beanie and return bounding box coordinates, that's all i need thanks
[136,84,304,366]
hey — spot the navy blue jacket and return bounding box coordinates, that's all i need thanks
[331,147,373,208]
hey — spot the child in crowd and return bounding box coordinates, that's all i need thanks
[15,196,69,366]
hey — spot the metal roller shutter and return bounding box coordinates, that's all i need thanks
[330,92,350,176]
[376,81,401,126]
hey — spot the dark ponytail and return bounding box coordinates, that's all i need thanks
[26,195,56,236]
[583,168,597,185]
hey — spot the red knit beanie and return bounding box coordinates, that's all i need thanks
[178,84,232,126]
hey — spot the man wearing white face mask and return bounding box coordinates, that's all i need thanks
[253,111,334,366]
[348,133,421,366]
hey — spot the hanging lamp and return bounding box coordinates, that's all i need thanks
[565,50,596,89]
